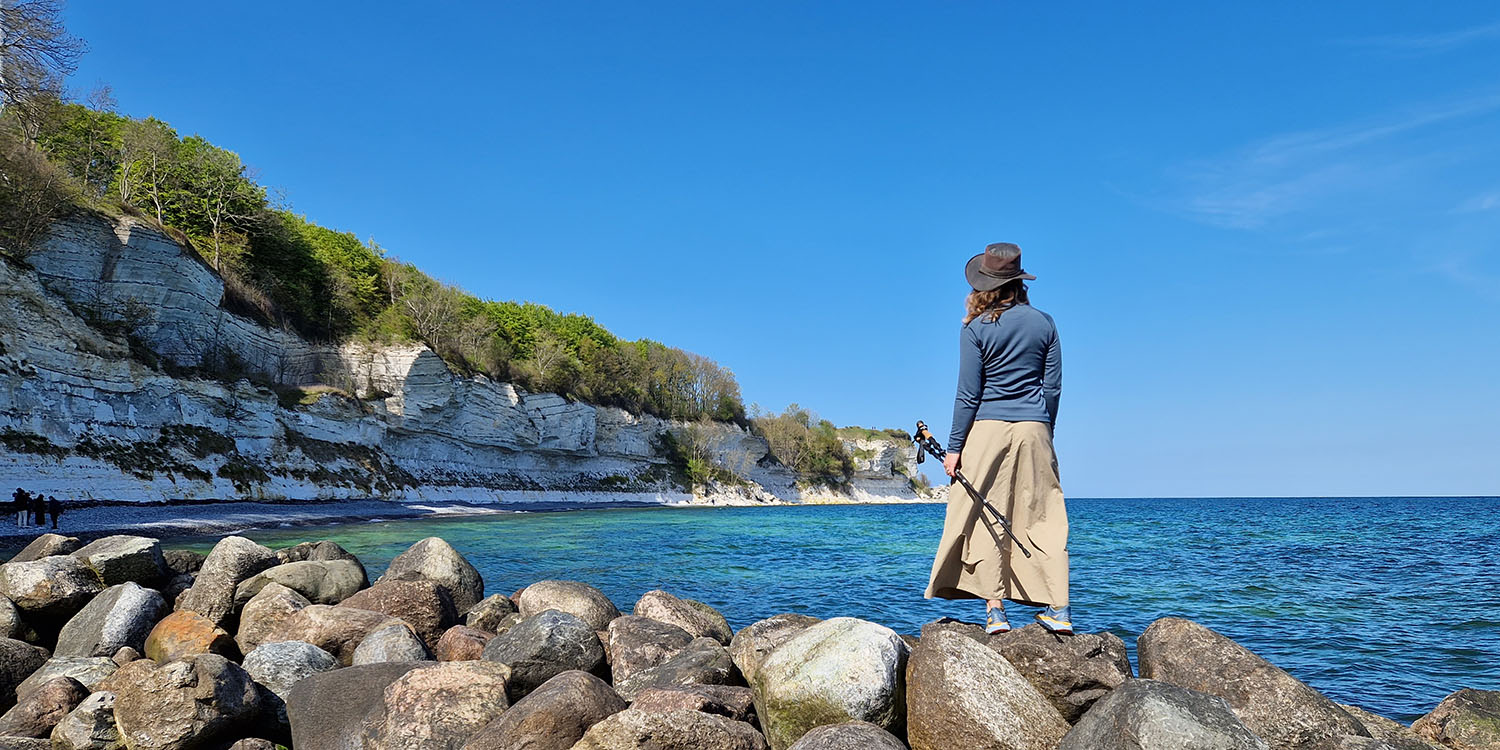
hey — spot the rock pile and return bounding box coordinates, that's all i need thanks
[0,531,1488,750]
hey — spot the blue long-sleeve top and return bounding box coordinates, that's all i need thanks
[948,303,1061,453]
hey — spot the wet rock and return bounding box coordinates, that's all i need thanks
[233,559,368,607]
[907,628,1067,750]
[1058,678,1269,750]
[465,594,518,632]
[8,534,80,563]
[1412,688,1500,750]
[360,660,512,750]
[573,707,769,750]
[435,625,494,662]
[517,580,621,632]
[267,604,400,665]
[607,615,695,684]
[54,582,167,658]
[176,537,278,629]
[616,637,737,701]
[352,622,431,665]
[241,640,340,735]
[730,614,820,687]
[0,675,86,738]
[989,623,1133,722]
[16,657,114,701]
[0,596,35,643]
[49,690,121,750]
[1338,704,1441,749]
[635,590,733,645]
[378,537,484,611]
[70,536,166,587]
[787,721,908,750]
[338,578,457,649]
[111,654,262,750]
[753,617,908,750]
[0,556,103,620]
[144,610,237,662]
[462,669,626,750]
[634,684,757,724]
[162,549,205,576]
[285,661,429,750]
[234,582,310,654]
[0,638,50,712]
[481,609,606,700]
[1138,617,1368,749]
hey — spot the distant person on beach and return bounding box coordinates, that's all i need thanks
[30,495,45,531]
[925,242,1070,636]
[48,497,60,530]
[12,488,29,527]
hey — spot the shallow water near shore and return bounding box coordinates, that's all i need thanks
[175,496,1499,722]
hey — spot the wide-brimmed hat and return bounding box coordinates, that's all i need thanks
[964,242,1036,291]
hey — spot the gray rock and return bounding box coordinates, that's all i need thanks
[1058,679,1269,750]
[0,737,48,749]
[16,657,115,701]
[266,603,401,665]
[1138,617,1368,749]
[1338,704,1441,749]
[616,637,737,701]
[0,675,86,738]
[0,556,103,620]
[462,669,626,750]
[241,640,340,735]
[752,617,908,750]
[465,594,517,632]
[352,622,431,665]
[0,596,35,643]
[1412,688,1500,750]
[111,653,262,750]
[110,646,140,665]
[8,534,79,563]
[918,617,987,644]
[175,536,278,629]
[338,578,456,649]
[0,638,49,712]
[235,581,310,654]
[573,707,769,750]
[730,613,820,687]
[907,629,1067,750]
[481,609,606,700]
[225,741,277,750]
[607,614,695,684]
[989,623,1133,722]
[54,582,166,658]
[634,590,732,644]
[1318,738,1442,750]
[359,660,512,750]
[161,549,205,576]
[787,721,908,750]
[49,690,121,750]
[516,580,621,632]
[70,536,166,586]
[633,684,758,724]
[276,540,363,568]
[160,573,194,603]
[286,662,430,750]
[233,559,368,607]
[379,537,484,612]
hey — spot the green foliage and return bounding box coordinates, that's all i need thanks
[750,405,855,485]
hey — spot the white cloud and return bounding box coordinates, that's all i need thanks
[1342,20,1500,55]
[1456,191,1500,213]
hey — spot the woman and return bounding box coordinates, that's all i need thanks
[925,242,1069,635]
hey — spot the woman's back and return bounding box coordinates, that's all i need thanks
[948,303,1061,452]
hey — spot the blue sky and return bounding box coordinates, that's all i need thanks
[64,3,1499,497]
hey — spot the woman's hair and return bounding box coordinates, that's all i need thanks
[964,280,1029,324]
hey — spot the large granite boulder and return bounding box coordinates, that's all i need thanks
[352,622,431,665]
[233,559,368,607]
[616,637,737,701]
[54,582,166,658]
[234,582,310,654]
[435,625,494,662]
[338,578,457,649]
[359,660,512,750]
[635,590,733,645]
[276,540,363,568]
[144,610,237,662]
[49,689,121,750]
[70,536,166,587]
[241,640,340,732]
[752,617,908,750]
[634,684,757,724]
[907,628,1068,750]
[0,638,50,712]
[8,534,79,563]
[0,675,86,738]
[111,654,262,750]
[572,707,769,750]
[462,669,626,750]
[1339,704,1442,749]
[1138,617,1368,749]
[285,662,429,750]
[607,615,695,684]
[989,623,1133,722]
[730,614,820,686]
[787,721,907,750]
[516,580,621,632]
[0,597,34,642]
[162,549,205,577]
[481,609,607,700]
[175,537,278,629]
[0,556,103,620]
[378,537,484,611]
[1412,688,1500,749]
[16,657,114,701]
[466,594,518,632]
[267,604,400,665]
[1058,678,1269,750]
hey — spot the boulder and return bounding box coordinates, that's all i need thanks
[353,622,431,665]
[0,675,85,738]
[616,637,737,701]
[573,707,769,750]
[787,721,908,750]
[989,623,1133,722]
[266,604,400,665]
[918,617,987,644]
[1338,705,1442,749]
[517,580,621,632]
[0,556,103,620]
[162,549,205,576]
[1412,688,1500,749]
[0,597,35,643]
[435,625,494,662]
[234,582,310,654]
[49,690,121,750]
[0,638,49,712]
[338,578,457,649]
[111,654,262,750]
[635,590,733,644]
[54,582,167,658]
[111,646,141,665]
[730,614,820,686]
[634,684,757,724]
[161,573,194,603]
[607,615,695,684]
[175,536,278,629]
[241,640,340,734]
[481,609,606,700]
[285,662,429,750]
[462,669,626,750]
[466,594,518,632]
[226,741,277,750]
[752,617,908,750]
[144,610,237,662]
[1138,618,1368,749]
[17,657,114,701]
[359,660,512,750]
[0,739,47,749]
[1058,678,1269,750]
[378,537,484,611]
[233,559,368,607]
[907,629,1068,750]
[70,536,166,586]
[8,534,79,563]
[1318,738,1442,750]
[276,540,363,568]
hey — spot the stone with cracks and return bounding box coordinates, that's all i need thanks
[49,690,121,750]
[378,537,484,612]
[0,556,103,620]
[607,615,695,684]
[338,578,457,649]
[267,604,402,665]
[7,534,80,564]
[54,582,167,658]
[634,590,733,645]
[462,669,626,750]
[352,622,431,665]
[466,594,518,632]
[110,654,262,750]
[516,580,621,632]
[572,707,769,750]
[232,559,368,607]
[615,637,737,701]
[0,638,49,712]
[787,721,908,750]
[633,684,757,724]
[730,614,820,687]
[906,629,1068,750]
[435,625,494,661]
[1412,688,1500,750]
[285,662,429,750]
[481,609,606,700]
[234,582,310,655]
[16,657,114,701]
[0,675,86,738]
[241,640,341,735]
[989,623,1133,722]
[1057,679,1269,750]
[144,610,237,663]
[359,660,512,750]
[175,537,278,629]
[70,536,166,587]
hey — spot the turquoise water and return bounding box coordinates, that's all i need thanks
[180,496,1499,722]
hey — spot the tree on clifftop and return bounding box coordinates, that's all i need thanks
[0,0,84,129]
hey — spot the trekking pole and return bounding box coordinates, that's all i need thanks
[911,420,1032,558]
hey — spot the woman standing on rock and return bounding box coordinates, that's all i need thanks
[925,242,1070,635]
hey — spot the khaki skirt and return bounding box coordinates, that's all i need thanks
[924,419,1069,606]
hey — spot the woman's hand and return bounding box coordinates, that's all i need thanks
[943,453,961,478]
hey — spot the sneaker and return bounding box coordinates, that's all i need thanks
[985,604,1011,635]
[1036,605,1073,635]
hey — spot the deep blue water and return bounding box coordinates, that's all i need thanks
[180,497,1500,722]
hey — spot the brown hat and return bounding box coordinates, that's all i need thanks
[964,242,1036,291]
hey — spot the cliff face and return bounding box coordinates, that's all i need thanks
[1,215,921,505]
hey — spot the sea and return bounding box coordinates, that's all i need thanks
[176,496,1500,722]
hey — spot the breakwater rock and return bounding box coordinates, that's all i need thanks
[0,531,1488,749]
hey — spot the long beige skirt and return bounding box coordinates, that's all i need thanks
[924,419,1069,606]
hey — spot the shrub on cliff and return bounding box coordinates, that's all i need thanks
[751,406,855,485]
